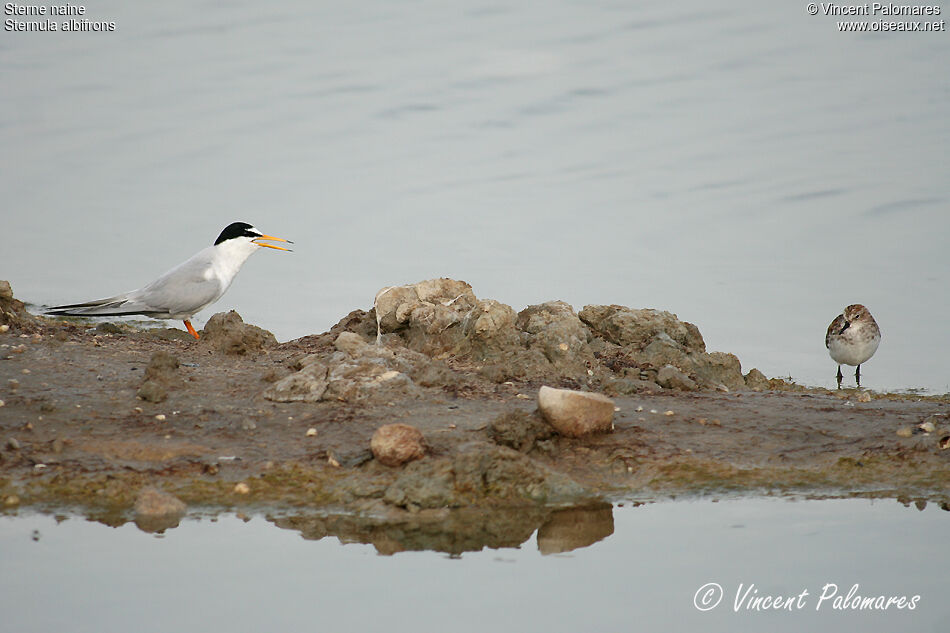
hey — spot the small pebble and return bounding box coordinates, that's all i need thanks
[328,456,341,467]
[516,393,530,399]
[614,407,621,412]
[0,324,9,333]
[21,369,30,375]
[918,421,936,434]
[8,379,19,390]
[664,410,674,416]
[233,482,250,494]
[3,495,20,507]
[305,428,317,437]
[856,391,872,403]
[6,437,20,451]
[649,409,658,415]
[33,463,46,472]
[155,414,166,421]
[896,427,913,438]
[636,406,643,412]
[133,407,143,413]
[0,400,4,407]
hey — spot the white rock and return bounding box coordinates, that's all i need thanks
[537,386,615,438]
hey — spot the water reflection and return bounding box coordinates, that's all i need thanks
[536,505,615,555]
[270,502,614,556]
[3,498,950,633]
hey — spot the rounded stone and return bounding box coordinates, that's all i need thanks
[537,386,615,438]
[371,423,427,467]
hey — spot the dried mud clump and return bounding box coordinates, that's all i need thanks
[0,280,39,331]
[369,279,762,391]
[382,442,590,510]
[137,351,183,403]
[264,332,424,404]
[200,310,277,355]
[265,277,771,402]
[488,410,555,452]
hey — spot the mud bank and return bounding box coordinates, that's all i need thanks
[2,278,949,536]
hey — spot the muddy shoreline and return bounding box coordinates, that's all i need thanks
[2,279,949,544]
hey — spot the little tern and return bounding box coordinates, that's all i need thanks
[47,222,292,339]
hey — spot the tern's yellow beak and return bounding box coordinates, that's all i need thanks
[253,235,294,252]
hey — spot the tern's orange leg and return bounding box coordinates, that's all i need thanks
[184,319,200,340]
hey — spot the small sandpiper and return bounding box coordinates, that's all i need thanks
[825,304,881,389]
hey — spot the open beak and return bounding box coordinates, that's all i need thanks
[253,235,294,252]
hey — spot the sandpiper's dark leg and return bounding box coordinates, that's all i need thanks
[836,365,843,389]
[855,364,861,388]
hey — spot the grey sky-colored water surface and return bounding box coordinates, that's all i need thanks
[2,1,948,392]
[1,499,947,632]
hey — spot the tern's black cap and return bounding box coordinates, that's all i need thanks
[214,222,261,245]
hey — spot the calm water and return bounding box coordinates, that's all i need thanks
[0,498,947,632]
[2,1,948,393]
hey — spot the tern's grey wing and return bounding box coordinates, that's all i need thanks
[48,247,223,319]
[129,250,223,317]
